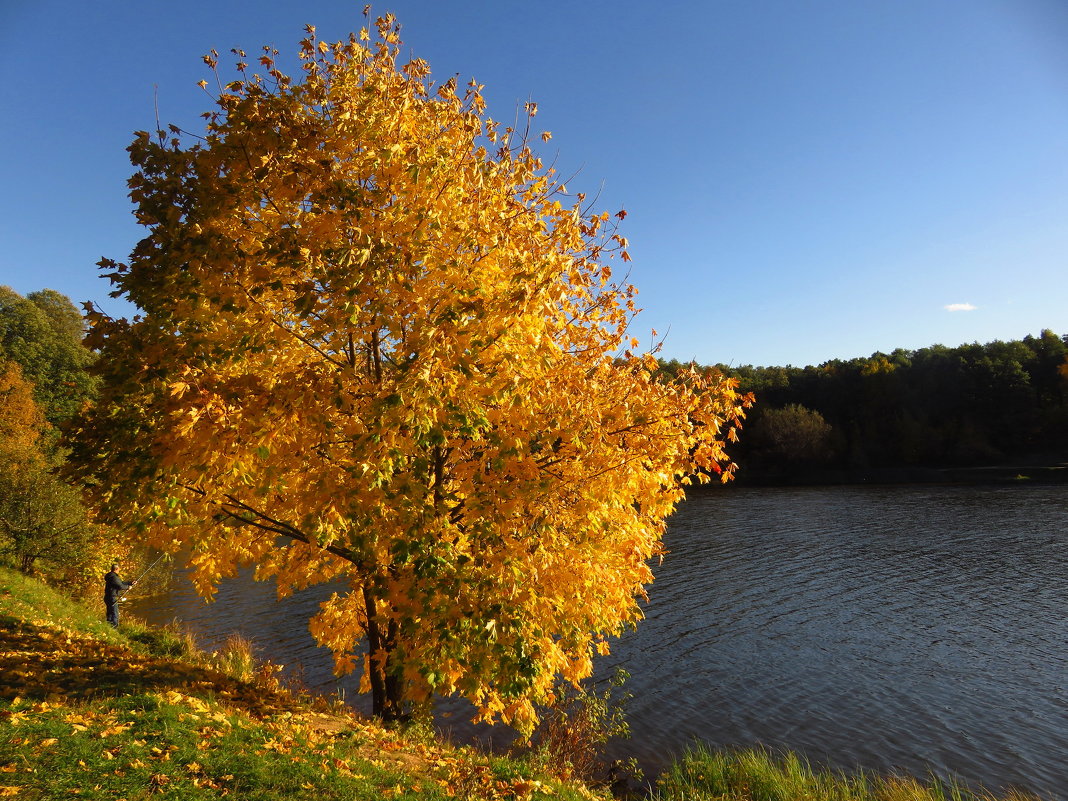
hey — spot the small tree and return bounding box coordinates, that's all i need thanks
[751,403,833,466]
[0,361,92,579]
[0,361,44,452]
[0,455,92,577]
[70,15,750,730]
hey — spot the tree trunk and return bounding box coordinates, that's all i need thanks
[363,585,406,721]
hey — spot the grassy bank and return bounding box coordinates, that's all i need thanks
[655,744,1044,801]
[0,567,1047,800]
[0,567,602,800]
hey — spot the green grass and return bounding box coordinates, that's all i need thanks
[0,567,127,646]
[1,692,450,800]
[654,744,1044,801]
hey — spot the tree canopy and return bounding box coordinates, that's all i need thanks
[705,329,1068,475]
[70,16,750,730]
[0,286,97,428]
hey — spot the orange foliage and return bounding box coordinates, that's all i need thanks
[0,361,46,458]
[70,15,750,732]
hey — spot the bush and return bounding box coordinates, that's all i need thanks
[519,668,641,789]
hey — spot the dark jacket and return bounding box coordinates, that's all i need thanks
[104,570,132,603]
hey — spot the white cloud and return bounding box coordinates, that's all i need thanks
[944,303,977,312]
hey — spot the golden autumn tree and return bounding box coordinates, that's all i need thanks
[70,15,750,729]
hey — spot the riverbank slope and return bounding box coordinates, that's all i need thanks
[0,567,604,801]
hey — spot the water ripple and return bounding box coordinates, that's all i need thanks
[603,485,1068,799]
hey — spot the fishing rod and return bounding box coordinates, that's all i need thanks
[118,553,168,602]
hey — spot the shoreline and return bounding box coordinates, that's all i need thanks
[728,462,1068,487]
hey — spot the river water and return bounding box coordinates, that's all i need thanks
[128,484,1068,798]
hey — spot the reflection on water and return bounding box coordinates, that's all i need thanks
[130,484,1068,798]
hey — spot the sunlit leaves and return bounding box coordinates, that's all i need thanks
[0,362,44,455]
[71,14,750,733]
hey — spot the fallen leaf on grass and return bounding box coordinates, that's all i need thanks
[149,773,171,789]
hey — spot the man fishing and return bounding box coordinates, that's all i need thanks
[104,562,135,628]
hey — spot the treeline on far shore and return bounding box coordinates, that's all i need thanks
[660,329,1068,484]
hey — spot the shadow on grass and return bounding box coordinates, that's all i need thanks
[0,614,298,718]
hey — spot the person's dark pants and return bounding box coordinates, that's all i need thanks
[105,599,119,627]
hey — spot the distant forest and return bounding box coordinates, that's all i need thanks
[660,330,1068,483]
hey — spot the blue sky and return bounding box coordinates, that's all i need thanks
[2,0,1066,367]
